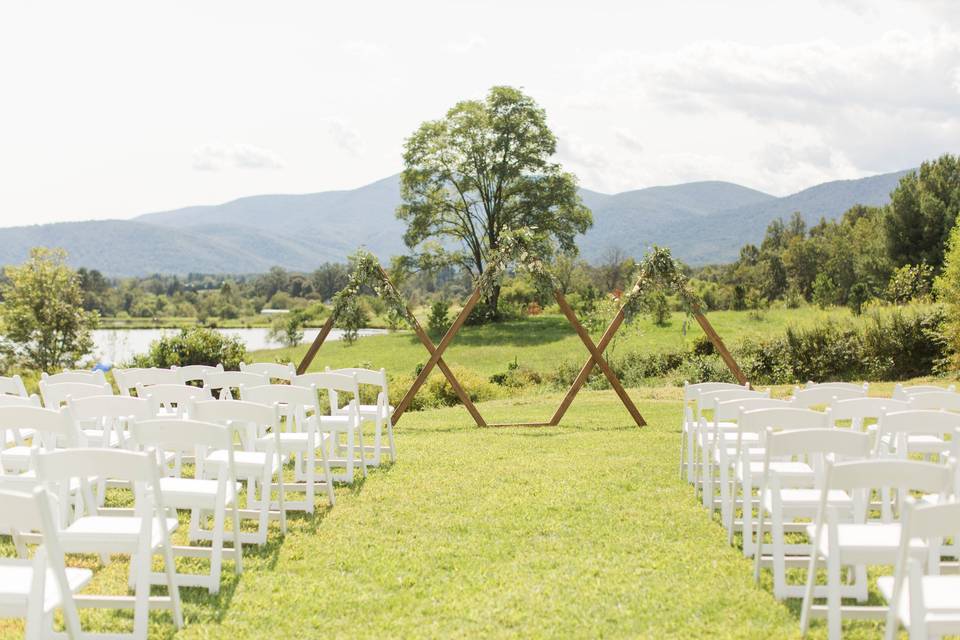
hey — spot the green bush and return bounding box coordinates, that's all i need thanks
[490,359,543,388]
[427,300,450,337]
[128,327,247,369]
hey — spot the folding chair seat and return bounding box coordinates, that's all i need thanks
[240,384,335,510]
[34,448,183,639]
[189,398,287,544]
[242,361,296,383]
[0,487,88,639]
[800,459,953,639]
[130,419,243,594]
[754,428,871,600]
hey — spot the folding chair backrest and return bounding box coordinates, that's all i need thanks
[0,394,41,408]
[876,409,960,437]
[828,397,910,425]
[114,367,181,396]
[893,383,957,400]
[41,370,107,386]
[827,459,952,495]
[172,363,223,385]
[697,388,769,418]
[0,406,80,448]
[204,371,268,399]
[905,391,960,411]
[67,395,152,422]
[766,427,871,458]
[190,398,278,428]
[805,381,868,393]
[326,366,387,388]
[241,362,295,382]
[35,448,159,485]
[713,397,792,422]
[294,372,359,412]
[130,418,232,454]
[138,383,213,416]
[0,374,28,397]
[40,381,113,408]
[791,385,866,408]
[241,383,317,408]
[739,407,829,436]
[684,381,747,402]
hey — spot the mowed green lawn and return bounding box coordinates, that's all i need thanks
[1,388,903,639]
[254,306,858,378]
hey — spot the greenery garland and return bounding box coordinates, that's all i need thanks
[330,250,419,330]
[620,246,705,321]
[476,227,561,295]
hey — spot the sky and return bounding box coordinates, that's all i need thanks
[1,0,958,226]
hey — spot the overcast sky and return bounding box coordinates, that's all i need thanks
[1,0,958,226]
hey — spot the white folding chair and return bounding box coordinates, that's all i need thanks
[322,367,396,466]
[39,381,113,409]
[828,397,910,432]
[800,459,953,639]
[0,406,85,475]
[680,381,750,482]
[189,399,287,543]
[731,407,828,557]
[693,387,770,498]
[203,371,268,400]
[791,385,866,409]
[0,487,89,640]
[754,428,871,599]
[880,499,960,640]
[705,397,793,531]
[171,364,223,386]
[893,384,957,401]
[113,368,182,397]
[66,395,152,450]
[129,419,242,594]
[0,395,42,450]
[34,448,183,639]
[874,410,960,461]
[294,372,366,483]
[240,384,335,510]
[241,362,296,383]
[137,383,213,419]
[0,375,29,398]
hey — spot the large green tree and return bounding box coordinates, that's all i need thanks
[397,86,592,319]
[885,153,960,271]
[0,247,98,371]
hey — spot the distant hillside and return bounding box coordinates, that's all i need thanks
[0,169,911,274]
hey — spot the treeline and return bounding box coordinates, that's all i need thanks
[692,154,960,313]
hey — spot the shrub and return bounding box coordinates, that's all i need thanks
[644,291,671,326]
[847,282,871,315]
[490,359,543,388]
[427,300,451,337]
[812,273,839,309]
[336,297,369,345]
[129,327,247,369]
[887,264,933,303]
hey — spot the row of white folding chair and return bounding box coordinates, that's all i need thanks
[680,381,749,482]
[114,365,224,395]
[0,448,185,639]
[324,366,396,467]
[893,383,957,401]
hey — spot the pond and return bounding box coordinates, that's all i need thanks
[91,327,388,365]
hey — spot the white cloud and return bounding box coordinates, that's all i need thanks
[614,129,644,153]
[327,121,363,155]
[192,143,284,171]
[447,36,486,55]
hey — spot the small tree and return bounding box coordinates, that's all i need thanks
[267,311,305,348]
[427,300,451,338]
[129,327,247,369]
[847,282,871,315]
[335,297,368,345]
[886,264,933,303]
[812,273,839,309]
[0,248,98,371]
[645,291,671,326]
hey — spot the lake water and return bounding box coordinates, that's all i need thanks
[91,327,388,365]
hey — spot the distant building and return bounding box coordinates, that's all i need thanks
[260,309,290,315]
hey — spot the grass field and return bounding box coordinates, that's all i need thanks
[1,386,921,639]
[251,306,859,379]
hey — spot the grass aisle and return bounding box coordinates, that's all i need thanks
[173,390,798,639]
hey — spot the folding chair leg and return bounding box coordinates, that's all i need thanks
[133,544,152,639]
[827,554,842,640]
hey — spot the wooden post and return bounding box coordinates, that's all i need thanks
[691,308,747,385]
[553,292,645,427]
[391,287,486,426]
[296,315,336,375]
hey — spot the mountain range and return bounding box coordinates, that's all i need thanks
[3,169,910,275]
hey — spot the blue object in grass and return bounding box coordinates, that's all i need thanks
[92,362,112,373]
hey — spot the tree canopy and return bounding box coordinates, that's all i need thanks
[397,85,592,319]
